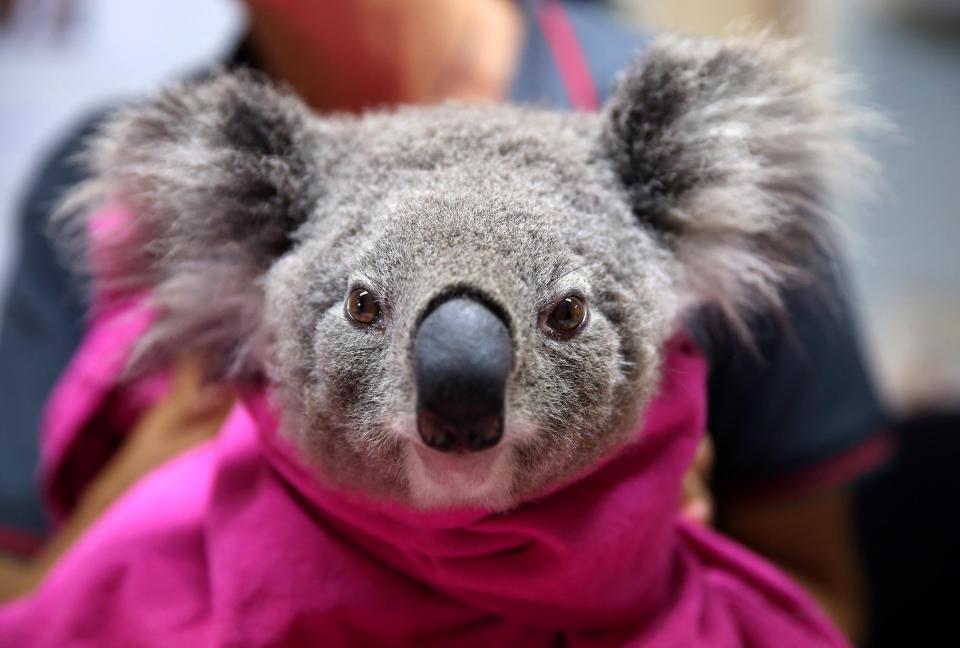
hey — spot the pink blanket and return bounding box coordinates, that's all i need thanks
[0,294,849,647]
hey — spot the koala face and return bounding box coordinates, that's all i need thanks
[73,35,871,510]
[263,106,675,507]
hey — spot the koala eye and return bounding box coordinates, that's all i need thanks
[544,295,588,338]
[346,288,380,325]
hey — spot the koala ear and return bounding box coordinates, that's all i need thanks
[62,71,326,379]
[601,34,878,332]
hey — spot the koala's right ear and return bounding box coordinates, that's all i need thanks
[599,34,880,336]
[61,71,329,378]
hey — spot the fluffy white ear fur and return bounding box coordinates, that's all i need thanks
[57,71,323,379]
[602,33,884,336]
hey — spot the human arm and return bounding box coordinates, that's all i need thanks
[0,357,232,602]
[691,270,891,643]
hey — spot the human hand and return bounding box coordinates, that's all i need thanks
[681,435,715,525]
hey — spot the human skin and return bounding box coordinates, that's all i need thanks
[244,0,523,110]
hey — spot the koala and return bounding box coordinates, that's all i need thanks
[65,34,872,512]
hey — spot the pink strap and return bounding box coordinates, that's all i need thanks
[536,0,600,111]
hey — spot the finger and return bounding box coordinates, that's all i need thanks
[681,474,714,525]
[692,434,715,478]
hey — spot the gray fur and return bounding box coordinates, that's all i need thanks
[61,35,876,510]
[602,34,880,331]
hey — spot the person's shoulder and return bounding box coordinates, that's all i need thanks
[22,43,251,220]
[19,106,117,224]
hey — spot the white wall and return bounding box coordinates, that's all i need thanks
[0,0,243,308]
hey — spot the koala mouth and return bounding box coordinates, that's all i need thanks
[407,443,513,508]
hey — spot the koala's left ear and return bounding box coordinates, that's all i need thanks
[601,34,879,330]
[61,71,332,378]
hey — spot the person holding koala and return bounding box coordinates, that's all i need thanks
[0,0,889,644]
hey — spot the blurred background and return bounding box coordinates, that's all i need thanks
[0,1,957,645]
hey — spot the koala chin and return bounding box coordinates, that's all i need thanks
[64,34,878,512]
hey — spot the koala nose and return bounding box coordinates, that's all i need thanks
[414,297,512,453]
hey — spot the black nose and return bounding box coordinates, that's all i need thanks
[414,297,512,453]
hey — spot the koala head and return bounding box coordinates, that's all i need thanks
[68,35,872,510]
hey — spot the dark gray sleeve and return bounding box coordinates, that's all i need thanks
[699,268,889,491]
[0,110,107,534]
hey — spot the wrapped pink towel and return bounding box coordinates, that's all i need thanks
[0,292,848,647]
